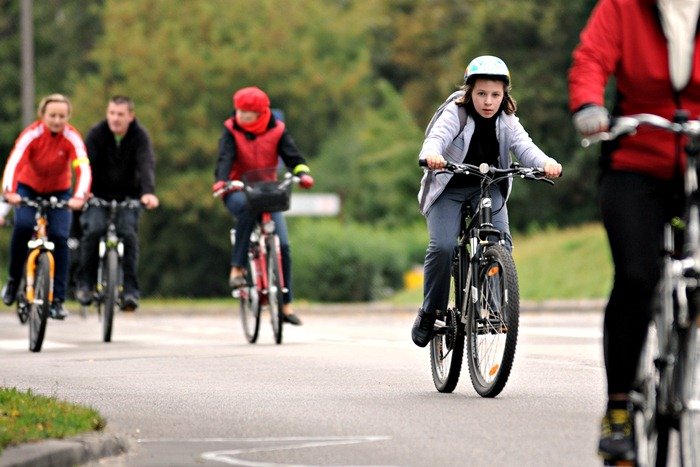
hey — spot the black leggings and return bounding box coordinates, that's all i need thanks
[599,171,679,395]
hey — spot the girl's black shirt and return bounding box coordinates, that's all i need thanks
[447,108,500,189]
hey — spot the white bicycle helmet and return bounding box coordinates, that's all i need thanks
[464,55,510,85]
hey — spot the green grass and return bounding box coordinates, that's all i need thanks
[513,222,612,300]
[0,387,105,453]
[391,222,612,304]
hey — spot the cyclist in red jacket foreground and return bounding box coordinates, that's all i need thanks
[213,86,313,326]
[569,0,700,461]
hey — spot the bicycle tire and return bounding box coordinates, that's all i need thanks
[102,249,119,343]
[240,251,261,343]
[28,253,51,352]
[430,250,465,392]
[267,237,284,345]
[16,276,28,325]
[632,319,663,467]
[465,244,519,397]
[678,315,700,467]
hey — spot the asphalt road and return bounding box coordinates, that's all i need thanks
[0,304,608,466]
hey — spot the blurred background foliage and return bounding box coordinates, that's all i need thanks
[0,0,600,300]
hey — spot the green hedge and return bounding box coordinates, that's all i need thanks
[288,218,427,302]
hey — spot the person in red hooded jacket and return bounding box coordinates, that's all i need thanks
[213,86,313,326]
[569,0,700,462]
[1,93,92,320]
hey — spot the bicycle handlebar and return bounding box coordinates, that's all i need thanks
[418,159,555,185]
[212,173,300,198]
[581,113,700,147]
[15,196,70,210]
[86,197,143,210]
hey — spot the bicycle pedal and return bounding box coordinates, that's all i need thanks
[433,319,448,334]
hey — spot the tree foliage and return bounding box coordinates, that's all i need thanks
[0,0,602,298]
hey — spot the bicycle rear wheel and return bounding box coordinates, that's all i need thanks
[102,249,119,343]
[240,252,261,343]
[267,237,284,345]
[430,250,465,392]
[28,253,51,352]
[466,244,519,397]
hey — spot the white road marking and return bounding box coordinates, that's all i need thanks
[138,436,392,467]
[0,339,76,350]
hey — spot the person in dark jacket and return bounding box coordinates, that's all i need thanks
[74,96,159,311]
[213,86,314,326]
[569,0,700,461]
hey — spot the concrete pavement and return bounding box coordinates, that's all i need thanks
[0,298,605,467]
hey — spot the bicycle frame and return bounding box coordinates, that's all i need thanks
[14,197,67,352]
[80,197,141,342]
[95,200,129,305]
[459,178,511,324]
[220,170,296,344]
[247,211,287,306]
[584,112,700,465]
[25,212,56,304]
[426,160,553,396]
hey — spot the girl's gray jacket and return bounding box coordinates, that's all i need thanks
[417,100,551,216]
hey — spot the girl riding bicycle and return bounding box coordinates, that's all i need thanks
[413,56,562,348]
[212,86,313,326]
[1,93,91,320]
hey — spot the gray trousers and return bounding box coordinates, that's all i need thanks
[421,185,511,314]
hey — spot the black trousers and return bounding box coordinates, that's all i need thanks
[76,205,141,297]
[599,170,679,395]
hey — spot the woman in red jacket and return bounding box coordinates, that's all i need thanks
[213,86,313,326]
[1,93,91,320]
[569,0,700,461]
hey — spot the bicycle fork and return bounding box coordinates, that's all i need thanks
[25,249,54,303]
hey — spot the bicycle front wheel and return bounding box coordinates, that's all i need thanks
[466,244,519,397]
[28,253,51,352]
[102,249,119,343]
[267,237,284,345]
[430,251,465,393]
[678,305,700,467]
[240,252,261,343]
[631,319,665,467]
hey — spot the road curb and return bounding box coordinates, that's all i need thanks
[0,432,130,467]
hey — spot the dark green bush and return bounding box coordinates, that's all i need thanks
[288,218,426,302]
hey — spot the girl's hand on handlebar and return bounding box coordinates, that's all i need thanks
[68,196,86,210]
[3,192,21,206]
[423,154,447,170]
[543,158,563,178]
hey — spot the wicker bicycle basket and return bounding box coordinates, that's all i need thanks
[241,168,292,213]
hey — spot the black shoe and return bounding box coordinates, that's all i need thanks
[411,308,436,347]
[598,408,635,462]
[49,300,69,320]
[75,286,93,306]
[283,313,302,326]
[122,293,139,312]
[2,279,17,306]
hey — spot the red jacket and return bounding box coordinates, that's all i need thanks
[2,120,91,197]
[569,0,700,180]
[223,117,286,181]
